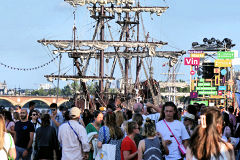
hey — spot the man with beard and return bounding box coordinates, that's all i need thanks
[14,108,35,160]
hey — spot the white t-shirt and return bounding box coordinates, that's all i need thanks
[129,113,161,126]
[142,113,160,124]
[156,120,190,160]
[0,133,15,160]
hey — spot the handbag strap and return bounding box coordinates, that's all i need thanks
[2,133,13,160]
[68,121,82,146]
[103,126,111,144]
[103,126,106,144]
[163,120,180,145]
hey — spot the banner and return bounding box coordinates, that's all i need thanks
[214,59,232,67]
[217,51,234,59]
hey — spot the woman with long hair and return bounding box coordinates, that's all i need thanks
[186,107,235,160]
[138,118,169,160]
[34,114,59,160]
[13,112,20,123]
[83,109,93,127]
[3,111,15,137]
[97,112,124,160]
[115,111,124,128]
[0,114,16,159]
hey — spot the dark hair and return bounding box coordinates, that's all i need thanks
[187,105,197,116]
[127,121,137,135]
[3,111,13,122]
[83,109,92,126]
[160,101,178,120]
[41,114,51,127]
[105,112,124,139]
[126,109,133,120]
[64,111,70,121]
[228,106,234,113]
[132,113,143,128]
[107,104,116,111]
[93,110,101,118]
[59,106,65,111]
[29,101,35,108]
[50,103,57,109]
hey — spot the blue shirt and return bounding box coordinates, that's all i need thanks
[50,113,64,134]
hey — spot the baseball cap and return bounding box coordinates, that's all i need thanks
[70,107,81,118]
[184,112,195,120]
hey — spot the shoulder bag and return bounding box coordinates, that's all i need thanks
[163,120,186,156]
[95,126,116,160]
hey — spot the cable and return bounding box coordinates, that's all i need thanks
[0,55,60,71]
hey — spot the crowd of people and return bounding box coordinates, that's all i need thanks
[0,100,239,160]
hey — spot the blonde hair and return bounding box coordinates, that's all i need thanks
[143,118,156,137]
[0,115,6,149]
[189,107,234,159]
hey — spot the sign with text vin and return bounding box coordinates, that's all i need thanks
[184,57,200,65]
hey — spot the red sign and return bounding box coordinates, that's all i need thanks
[184,57,200,65]
[190,70,195,75]
[218,90,222,95]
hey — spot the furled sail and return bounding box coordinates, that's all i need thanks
[65,0,134,6]
[88,7,169,16]
[38,40,167,54]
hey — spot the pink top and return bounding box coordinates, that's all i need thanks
[5,121,15,131]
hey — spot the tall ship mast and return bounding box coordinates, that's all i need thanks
[38,0,185,109]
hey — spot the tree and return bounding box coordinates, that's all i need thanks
[62,85,72,96]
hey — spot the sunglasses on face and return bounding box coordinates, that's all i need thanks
[32,114,37,116]
[51,109,56,111]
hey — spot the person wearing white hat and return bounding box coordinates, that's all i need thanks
[58,107,90,160]
[183,112,195,136]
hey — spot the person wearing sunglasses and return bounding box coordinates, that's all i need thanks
[30,110,41,160]
[48,103,64,134]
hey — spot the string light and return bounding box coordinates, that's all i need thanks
[0,55,59,71]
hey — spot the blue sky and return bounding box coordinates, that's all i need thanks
[1,0,240,89]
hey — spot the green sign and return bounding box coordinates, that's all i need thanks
[199,79,204,82]
[196,87,216,90]
[198,91,217,95]
[217,51,234,59]
[190,101,209,106]
[198,83,211,87]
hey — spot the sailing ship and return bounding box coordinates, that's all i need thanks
[38,0,186,109]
